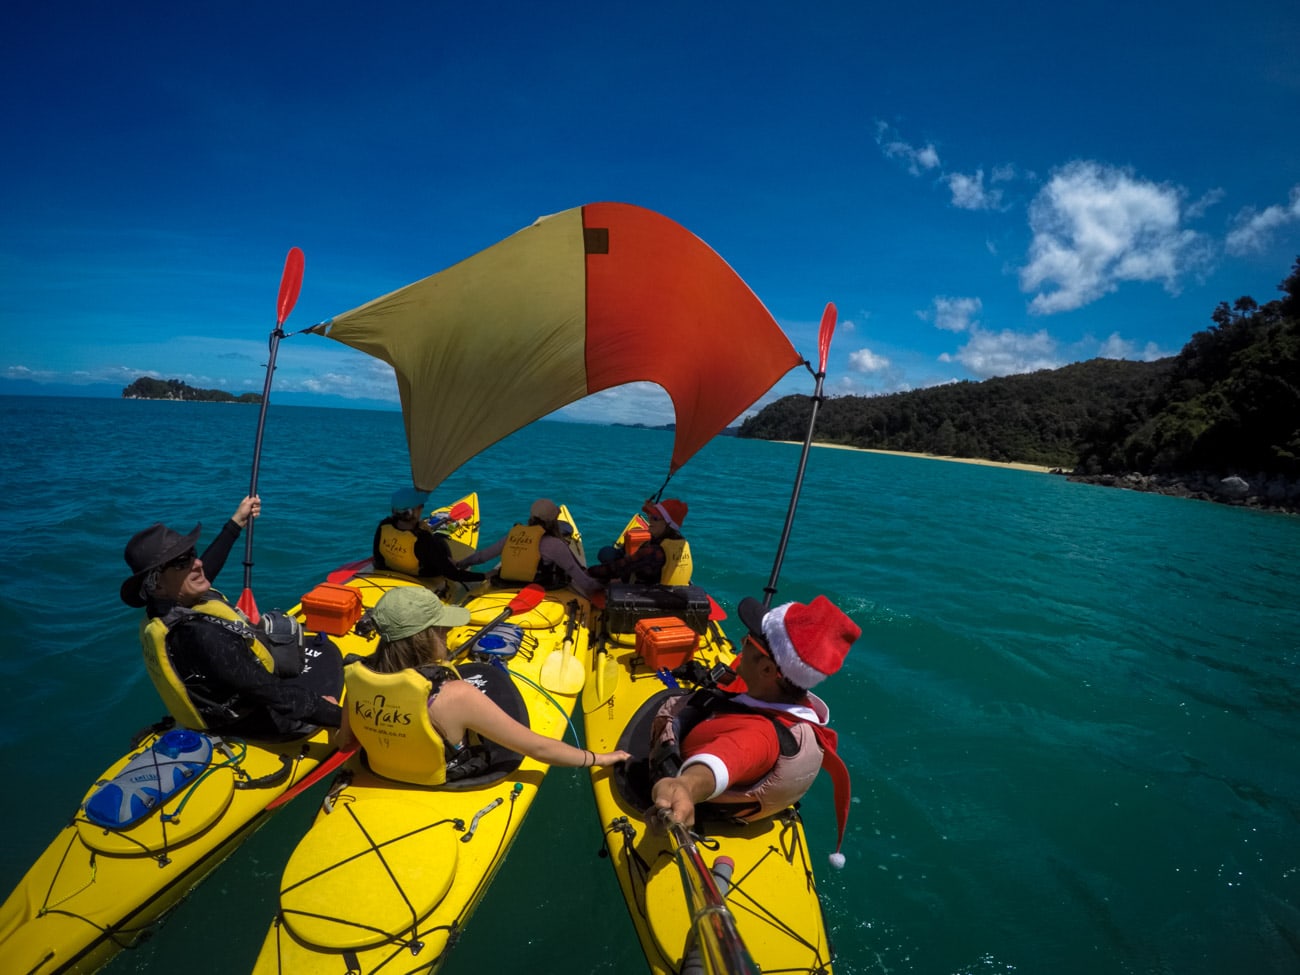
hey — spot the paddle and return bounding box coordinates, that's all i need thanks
[428,499,474,530]
[539,599,584,695]
[238,247,306,624]
[662,815,760,975]
[762,301,837,609]
[581,616,620,713]
[265,745,357,811]
[454,584,545,659]
[325,558,372,585]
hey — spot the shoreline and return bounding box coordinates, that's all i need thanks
[777,441,1057,474]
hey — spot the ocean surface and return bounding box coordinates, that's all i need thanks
[1,394,1298,975]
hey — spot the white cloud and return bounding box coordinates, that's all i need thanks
[1019,161,1210,314]
[848,348,891,372]
[875,121,941,176]
[1225,185,1300,255]
[939,326,1060,379]
[1097,333,1171,361]
[927,296,983,332]
[947,170,1003,210]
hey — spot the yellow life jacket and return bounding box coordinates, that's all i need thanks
[139,597,276,730]
[343,661,459,787]
[376,522,421,576]
[660,538,693,586]
[497,524,543,584]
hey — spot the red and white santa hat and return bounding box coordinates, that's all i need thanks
[740,595,860,690]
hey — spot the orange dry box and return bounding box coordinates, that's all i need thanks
[635,616,698,670]
[623,527,651,555]
[301,583,364,636]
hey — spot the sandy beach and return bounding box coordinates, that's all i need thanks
[777,441,1058,474]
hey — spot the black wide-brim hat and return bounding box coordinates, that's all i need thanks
[120,522,201,608]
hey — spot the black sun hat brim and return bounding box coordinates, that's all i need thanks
[119,523,201,608]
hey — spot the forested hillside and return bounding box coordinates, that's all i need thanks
[742,259,1300,482]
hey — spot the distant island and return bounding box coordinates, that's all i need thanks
[613,422,740,437]
[122,377,260,404]
[742,257,1300,513]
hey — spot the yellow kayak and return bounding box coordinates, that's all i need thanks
[253,507,592,974]
[0,495,482,975]
[582,531,835,974]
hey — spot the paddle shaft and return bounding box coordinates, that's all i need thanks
[667,820,760,975]
[266,745,356,811]
[762,303,837,609]
[241,248,305,598]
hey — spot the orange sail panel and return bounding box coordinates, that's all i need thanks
[316,203,801,492]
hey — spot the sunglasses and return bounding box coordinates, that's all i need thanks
[162,548,198,573]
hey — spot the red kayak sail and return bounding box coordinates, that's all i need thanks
[313,203,802,492]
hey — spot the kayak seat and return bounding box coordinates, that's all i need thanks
[611,688,685,812]
[357,662,527,791]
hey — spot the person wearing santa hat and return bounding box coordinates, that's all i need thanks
[589,497,688,584]
[649,594,860,868]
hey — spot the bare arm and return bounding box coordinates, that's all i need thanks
[432,681,628,767]
[650,764,718,828]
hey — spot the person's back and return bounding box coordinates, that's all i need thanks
[373,487,483,582]
[459,499,600,597]
[340,587,628,778]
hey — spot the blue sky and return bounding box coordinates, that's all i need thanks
[2,1,1297,424]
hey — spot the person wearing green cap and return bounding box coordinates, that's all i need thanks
[373,487,484,583]
[342,587,628,785]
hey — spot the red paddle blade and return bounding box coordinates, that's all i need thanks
[326,558,371,584]
[237,588,261,625]
[276,247,305,325]
[707,595,728,621]
[447,501,474,521]
[817,302,837,373]
[509,584,547,614]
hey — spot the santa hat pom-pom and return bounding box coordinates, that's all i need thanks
[828,851,846,869]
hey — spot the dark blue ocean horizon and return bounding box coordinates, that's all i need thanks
[2,395,1298,975]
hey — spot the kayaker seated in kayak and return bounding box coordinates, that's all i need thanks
[373,486,484,583]
[121,496,343,741]
[456,498,601,598]
[589,498,691,586]
[649,595,859,866]
[340,587,629,783]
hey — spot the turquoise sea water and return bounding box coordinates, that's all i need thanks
[1,394,1298,975]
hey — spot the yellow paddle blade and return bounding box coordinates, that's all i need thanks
[539,648,585,695]
[581,652,621,713]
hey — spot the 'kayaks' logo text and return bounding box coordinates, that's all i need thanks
[353,694,413,726]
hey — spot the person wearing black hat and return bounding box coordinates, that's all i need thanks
[649,595,859,868]
[121,495,342,740]
[372,487,484,583]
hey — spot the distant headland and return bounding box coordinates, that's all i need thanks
[122,377,260,404]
